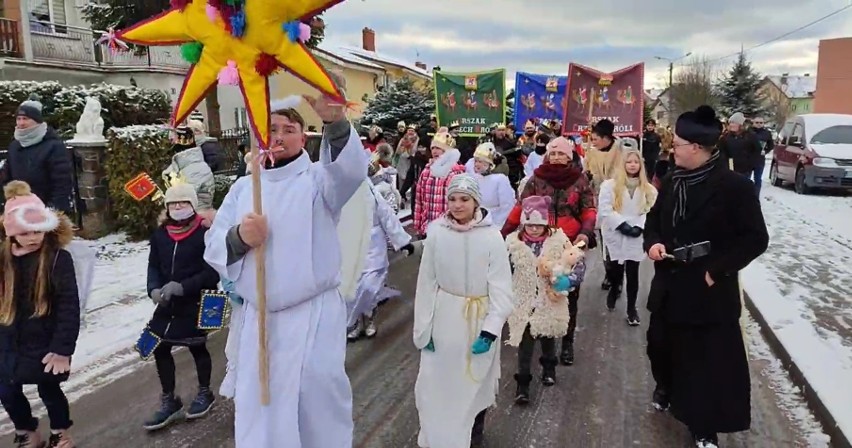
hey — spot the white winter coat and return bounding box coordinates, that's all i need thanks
[162,146,215,209]
[597,179,658,263]
[413,212,515,448]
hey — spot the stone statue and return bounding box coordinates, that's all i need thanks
[73,97,105,142]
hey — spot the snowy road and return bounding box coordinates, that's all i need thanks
[0,250,826,446]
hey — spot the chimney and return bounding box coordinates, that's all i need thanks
[415,61,427,70]
[362,27,376,52]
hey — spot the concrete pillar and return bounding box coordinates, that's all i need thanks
[68,140,113,238]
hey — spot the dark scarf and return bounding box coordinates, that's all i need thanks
[671,150,721,226]
[533,162,582,190]
[165,215,203,242]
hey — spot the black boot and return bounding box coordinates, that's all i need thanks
[560,339,574,366]
[540,356,556,386]
[652,385,670,412]
[692,432,719,448]
[626,308,641,326]
[601,277,611,290]
[470,410,487,446]
[514,374,532,405]
[606,286,621,311]
[143,393,184,431]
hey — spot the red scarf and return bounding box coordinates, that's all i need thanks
[533,162,582,190]
[165,215,203,242]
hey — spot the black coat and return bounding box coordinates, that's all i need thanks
[642,131,662,165]
[1,128,74,214]
[643,163,769,325]
[717,131,764,172]
[0,249,80,384]
[200,140,223,173]
[146,222,220,344]
[752,128,775,155]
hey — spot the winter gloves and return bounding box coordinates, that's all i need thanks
[151,282,185,305]
[401,243,415,256]
[616,222,643,238]
[424,338,435,352]
[471,331,497,355]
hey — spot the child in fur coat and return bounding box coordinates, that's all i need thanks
[505,195,581,405]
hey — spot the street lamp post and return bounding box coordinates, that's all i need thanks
[655,52,692,87]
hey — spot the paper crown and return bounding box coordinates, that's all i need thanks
[473,142,495,164]
[448,120,460,129]
[431,131,456,150]
[174,126,195,146]
[116,0,347,150]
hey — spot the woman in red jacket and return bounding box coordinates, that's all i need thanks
[502,136,597,366]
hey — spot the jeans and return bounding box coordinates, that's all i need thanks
[752,162,764,196]
[154,342,212,394]
[517,325,557,377]
[608,260,640,312]
[0,382,72,431]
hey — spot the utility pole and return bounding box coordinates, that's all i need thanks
[656,52,692,87]
[668,62,674,87]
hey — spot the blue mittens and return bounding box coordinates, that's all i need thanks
[553,274,572,293]
[471,331,497,354]
[424,339,435,352]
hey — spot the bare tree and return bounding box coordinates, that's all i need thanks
[668,55,721,117]
[764,91,790,128]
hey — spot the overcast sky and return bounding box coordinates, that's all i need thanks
[321,0,852,89]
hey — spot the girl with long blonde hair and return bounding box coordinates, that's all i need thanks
[597,149,658,325]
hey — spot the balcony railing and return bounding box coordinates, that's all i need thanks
[0,18,21,57]
[26,21,189,72]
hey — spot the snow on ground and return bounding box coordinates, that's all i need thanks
[742,167,852,442]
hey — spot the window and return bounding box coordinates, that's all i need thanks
[810,125,852,145]
[779,121,794,142]
[234,108,248,128]
[656,111,665,120]
[29,0,67,33]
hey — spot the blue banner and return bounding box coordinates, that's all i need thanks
[513,72,568,134]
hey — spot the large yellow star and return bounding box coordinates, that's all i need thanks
[117,0,344,149]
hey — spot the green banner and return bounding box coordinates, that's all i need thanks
[434,69,506,136]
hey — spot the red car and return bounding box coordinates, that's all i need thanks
[769,113,852,194]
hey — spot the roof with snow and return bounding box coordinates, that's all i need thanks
[645,88,664,102]
[766,75,817,99]
[339,46,432,79]
[314,45,385,72]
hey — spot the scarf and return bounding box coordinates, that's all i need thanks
[165,215,203,242]
[446,208,484,232]
[671,150,720,226]
[533,162,582,190]
[14,123,48,148]
[429,149,461,178]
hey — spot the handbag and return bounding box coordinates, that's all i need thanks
[135,327,162,361]
[197,290,231,330]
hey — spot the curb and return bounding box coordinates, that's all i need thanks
[742,290,851,448]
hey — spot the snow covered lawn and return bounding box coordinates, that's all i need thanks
[743,170,852,443]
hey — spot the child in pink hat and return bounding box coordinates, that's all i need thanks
[0,181,80,448]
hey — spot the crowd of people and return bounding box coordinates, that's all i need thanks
[0,81,769,448]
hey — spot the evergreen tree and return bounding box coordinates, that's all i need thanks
[361,77,435,133]
[505,88,515,125]
[643,100,653,123]
[717,52,767,118]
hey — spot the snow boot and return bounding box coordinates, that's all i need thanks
[652,385,670,412]
[626,308,641,327]
[364,315,377,339]
[560,340,574,366]
[541,356,557,386]
[346,319,363,341]
[13,430,43,448]
[143,393,184,431]
[693,432,718,448]
[186,387,216,420]
[513,374,532,405]
[47,430,75,448]
[606,286,621,311]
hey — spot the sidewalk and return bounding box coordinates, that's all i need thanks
[742,181,852,447]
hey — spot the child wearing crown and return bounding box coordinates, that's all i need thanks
[142,181,220,431]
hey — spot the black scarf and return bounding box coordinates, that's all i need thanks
[671,150,720,226]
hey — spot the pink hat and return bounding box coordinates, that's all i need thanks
[520,195,551,226]
[3,181,59,237]
[546,137,574,157]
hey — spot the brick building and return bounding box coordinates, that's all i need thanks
[813,37,852,115]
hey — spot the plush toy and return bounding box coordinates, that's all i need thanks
[551,241,586,295]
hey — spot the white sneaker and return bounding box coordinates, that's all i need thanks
[347,321,363,341]
[364,317,377,338]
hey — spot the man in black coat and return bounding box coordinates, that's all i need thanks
[188,119,223,173]
[642,119,662,177]
[716,112,763,178]
[750,116,775,196]
[644,105,769,447]
[1,96,74,215]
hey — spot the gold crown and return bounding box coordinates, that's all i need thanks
[163,171,189,190]
[433,131,456,149]
[473,143,495,163]
[449,120,460,128]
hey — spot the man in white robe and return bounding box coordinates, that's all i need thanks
[203,88,368,447]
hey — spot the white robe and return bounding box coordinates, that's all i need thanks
[204,126,368,448]
[597,178,658,263]
[413,214,515,448]
[524,151,544,177]
[346,183,412,325]
[471,173,515,229]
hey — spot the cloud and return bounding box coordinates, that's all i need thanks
[321,0,852,88]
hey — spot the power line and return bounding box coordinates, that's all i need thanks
[683,4,852,66]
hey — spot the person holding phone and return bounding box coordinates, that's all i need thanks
[643,105,769,448]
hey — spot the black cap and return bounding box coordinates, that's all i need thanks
[675,105,723,147]
[16,94,44,123]
[592,119,614,139]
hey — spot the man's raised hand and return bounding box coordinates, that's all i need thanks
[238,213,268,248]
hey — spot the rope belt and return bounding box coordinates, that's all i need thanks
[438,288,488,382]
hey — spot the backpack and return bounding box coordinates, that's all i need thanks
[53,240,96,326]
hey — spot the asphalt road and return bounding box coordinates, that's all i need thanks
[1,250,812,447]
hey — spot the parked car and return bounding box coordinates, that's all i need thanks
[769,114,852,194]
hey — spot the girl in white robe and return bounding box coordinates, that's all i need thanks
[347,176,414,340]
[597,148,657,325]
[465,142,515,229]
[413,174,515,448]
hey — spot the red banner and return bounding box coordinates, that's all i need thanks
[124,172,158,201]
[562,62,644,136]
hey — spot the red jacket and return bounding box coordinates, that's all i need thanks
[502,170,597,240]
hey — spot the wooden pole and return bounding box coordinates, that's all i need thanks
[249,138,270,406]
